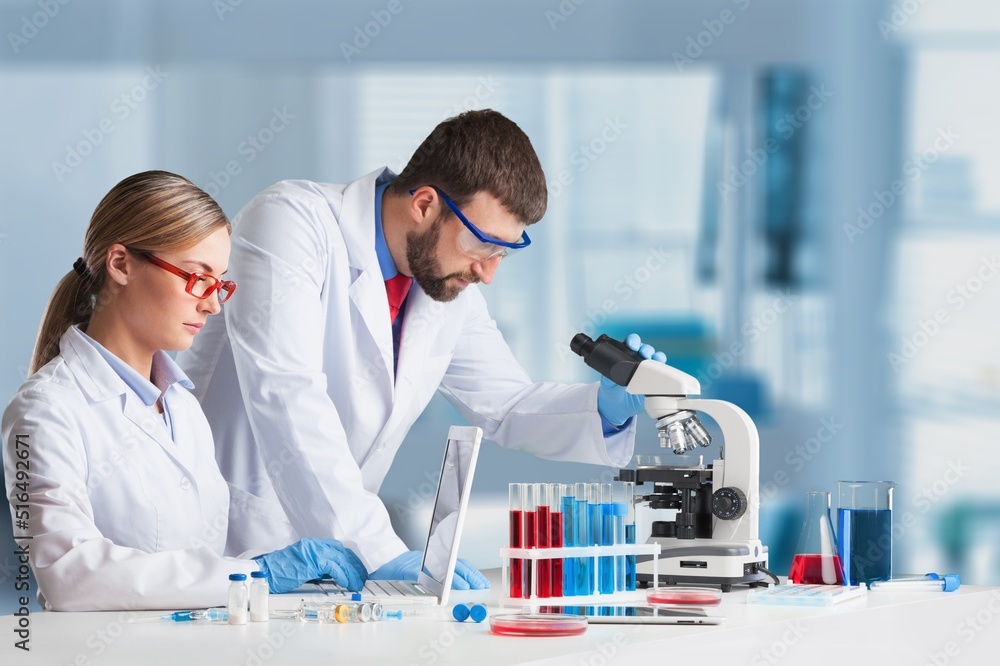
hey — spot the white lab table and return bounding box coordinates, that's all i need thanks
[3,571,1000,665]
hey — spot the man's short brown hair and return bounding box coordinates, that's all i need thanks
[387,109,547,226]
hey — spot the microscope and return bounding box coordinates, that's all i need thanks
[572,333,769,591]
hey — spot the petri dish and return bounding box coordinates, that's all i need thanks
[489,613,588,637]
[646,587,723,607]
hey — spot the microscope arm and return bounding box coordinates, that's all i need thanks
[679,397,760,543]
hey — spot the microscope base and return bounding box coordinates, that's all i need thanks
[636,538,769,591]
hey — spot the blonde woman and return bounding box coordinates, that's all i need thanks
[2,171,365,611]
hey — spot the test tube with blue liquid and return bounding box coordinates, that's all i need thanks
[548,483,564,597]
[623,481,637,591]
[561,484,576,596]
[612,488,627,592]
[575,482,592,595]
[598,483,615,595]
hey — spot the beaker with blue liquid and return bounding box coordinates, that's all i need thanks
[837,481,895,587]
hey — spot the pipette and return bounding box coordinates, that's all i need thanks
[870,573,960,592]
[128,609,229,623]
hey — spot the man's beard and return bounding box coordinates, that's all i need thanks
[405,216,479,302]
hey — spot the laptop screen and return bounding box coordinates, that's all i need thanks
[418,426,481,590]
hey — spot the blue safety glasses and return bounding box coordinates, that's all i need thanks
[411,186,531,260]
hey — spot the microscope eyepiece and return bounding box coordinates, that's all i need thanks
[570,333,644,387]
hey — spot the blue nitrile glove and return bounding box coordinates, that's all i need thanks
[254,538,367,594]
[597,333,667,427]
[370,551,490,590]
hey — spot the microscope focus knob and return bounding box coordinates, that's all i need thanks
[712,487,747,520]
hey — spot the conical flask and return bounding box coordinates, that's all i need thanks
[789,491,845,585]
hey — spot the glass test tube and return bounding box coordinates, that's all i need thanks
[560,484,575,597]
[598,483,615,595]
[548,484,564,597]
[588,484,604,596]
[575,482,592,595]
[508,483,523,599]
[523,483,537,598]
[612,502,626,592]
[536,483,551,598]
[623,481,637,591]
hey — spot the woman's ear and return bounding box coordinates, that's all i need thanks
[104,244,132,286]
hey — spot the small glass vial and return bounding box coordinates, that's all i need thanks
[228,573,248,625]
[249,570,269,622]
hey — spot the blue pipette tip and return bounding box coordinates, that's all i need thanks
[383,610,403,621]
[452,603,471,622]
[469,603,488,623]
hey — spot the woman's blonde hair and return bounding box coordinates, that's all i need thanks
[30,170,231,373]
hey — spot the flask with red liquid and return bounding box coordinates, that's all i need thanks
[788,491,845,585]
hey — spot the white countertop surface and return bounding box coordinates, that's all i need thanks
[4,570,1000,665]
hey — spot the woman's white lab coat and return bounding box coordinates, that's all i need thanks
[1,326,257,611]
[178,168,637,572]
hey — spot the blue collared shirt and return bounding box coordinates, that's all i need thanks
[80,329,194,440]
[374,180,397,281]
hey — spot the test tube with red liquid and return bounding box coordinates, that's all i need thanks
[523,483,537,597]
[549,483,564,597]
[536,484,552,597]
[508,483,523,598]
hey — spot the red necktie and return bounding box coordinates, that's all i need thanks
[385,274,413,324]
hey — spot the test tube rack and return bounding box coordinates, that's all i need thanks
[498,543,661,608]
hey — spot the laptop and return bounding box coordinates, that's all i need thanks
[310,425,482,606]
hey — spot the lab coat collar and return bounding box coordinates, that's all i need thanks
[60,325,132,403]
[340,167,397,273]
[77,328,194,407]
[343,167,400,395]
[60,325,194,470]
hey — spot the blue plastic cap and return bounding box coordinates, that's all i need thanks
[469,603,488,623]
[250,571,267,578]
[351,593,362,602]
[452,603,471,622]
[943,574,960,592]
[229,573,247,581]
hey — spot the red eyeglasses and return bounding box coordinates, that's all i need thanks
[128,248,237,304]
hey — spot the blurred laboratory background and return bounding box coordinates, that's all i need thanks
[2,0,999,611]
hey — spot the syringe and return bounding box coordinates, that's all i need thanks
[128,608,229,623]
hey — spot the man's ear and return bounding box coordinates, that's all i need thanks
[408,186,440,227]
